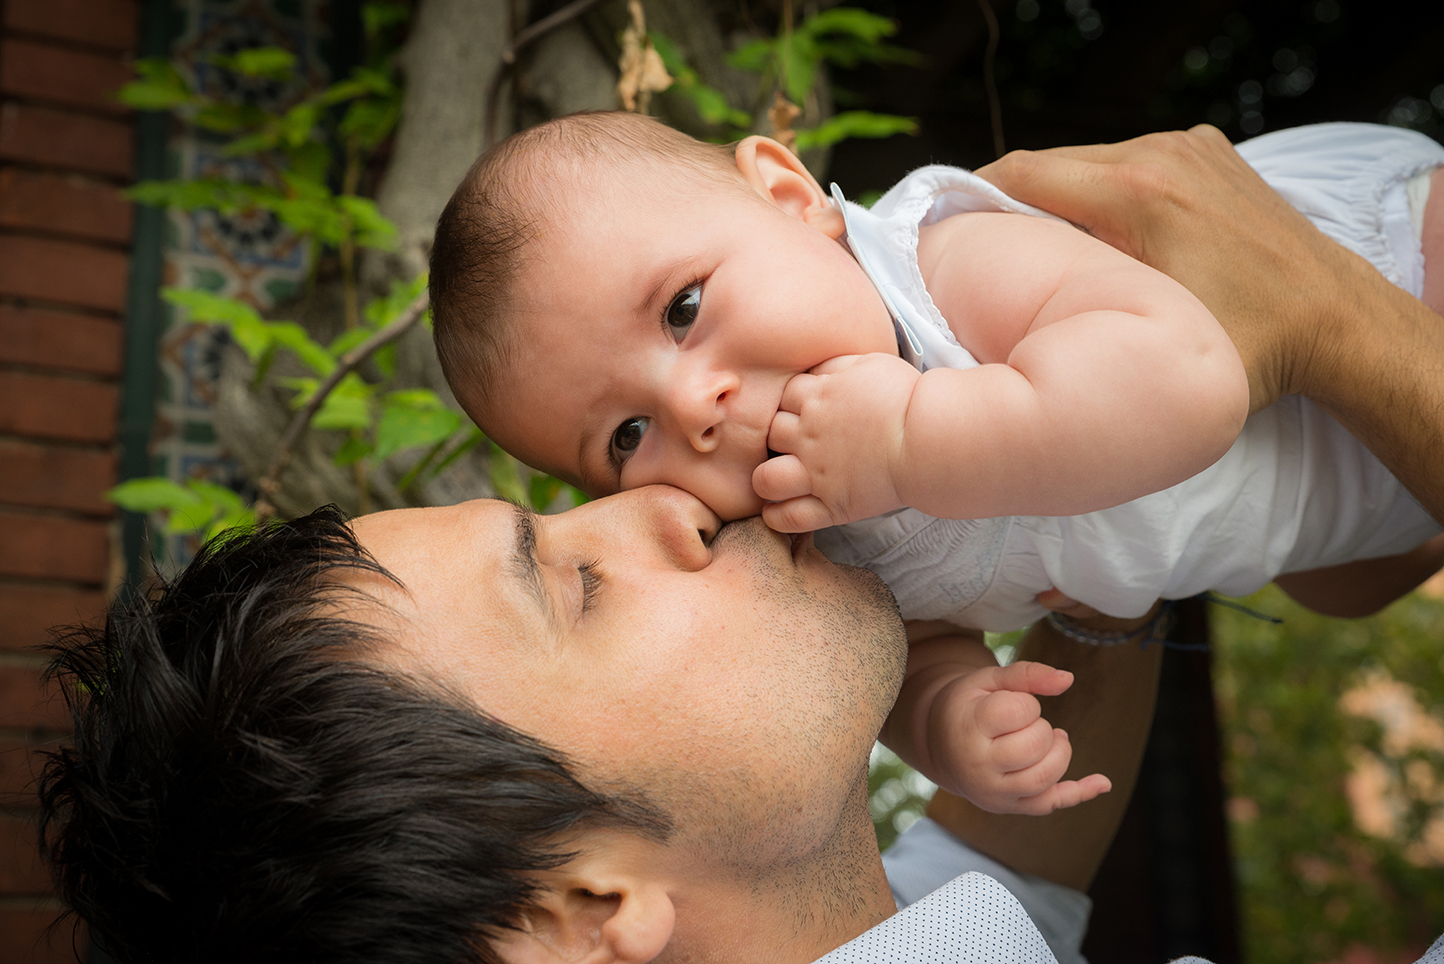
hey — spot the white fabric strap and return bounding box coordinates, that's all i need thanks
[816,872,1060,963]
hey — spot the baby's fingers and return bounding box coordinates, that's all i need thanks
[1015,772,1113,816]
[753,454,811,503]
[988,660,1076,698]
[762,497,833,533]
[973,689,1044,740]
[987,715,1059,772]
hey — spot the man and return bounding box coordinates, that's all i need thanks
[41,486,1156,964]
[39,126,1444,962]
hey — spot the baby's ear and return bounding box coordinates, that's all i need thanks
[735,136,845,239]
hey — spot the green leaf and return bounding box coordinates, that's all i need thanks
[363,274,427,328]
[780,33,821,104]
[128,179,253,212]
[116,59,193,110]
[339,96,401,149]
[338,195,398,250]
[187,480,248,517]
[529,475,565,512]
[215,46,298,81]
[489,442,528,505]
[726,38,774,73]
[363,0,411,36]
[106,477,202,513]
[333,435,374,467]
[162,287,264,326]
[192,101,270,133]
[163,496,217,534]
[373,343,397,379]
[429,425,484,478]
[310,373,374,430]
[279,103,319,148]
[802,8,897,44]
[794,111,918,152]
[328,328,373,356]
[206,503,257,541]
[375,391,462,461]
[267,321,337,377]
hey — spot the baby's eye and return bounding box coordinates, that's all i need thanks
[665,284,701,341]
[610,416,649,467]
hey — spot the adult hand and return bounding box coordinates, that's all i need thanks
[975,125,1444,523]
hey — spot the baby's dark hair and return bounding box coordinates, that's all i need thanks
[430,111,742,422]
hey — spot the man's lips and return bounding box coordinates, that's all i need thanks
[789,531,813,560]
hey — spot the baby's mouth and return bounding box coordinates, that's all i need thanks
[767,448,782,460]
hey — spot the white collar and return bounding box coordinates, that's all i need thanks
[813,872,1061,963]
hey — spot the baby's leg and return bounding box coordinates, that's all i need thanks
[1273,533,1444,619]
[1421,167,1444,316]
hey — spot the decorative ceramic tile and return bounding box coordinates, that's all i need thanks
[148,0,331,568]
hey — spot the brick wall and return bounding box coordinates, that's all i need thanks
[0,1,140,960]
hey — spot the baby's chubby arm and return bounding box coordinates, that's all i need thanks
[756,210,1250,532]
[881,620,1112,816]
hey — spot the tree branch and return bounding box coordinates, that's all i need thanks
[484,0,614,150]
[253,288,432,523]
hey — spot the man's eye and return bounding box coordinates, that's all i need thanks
[665,284,701,341]
[611,416,649,465]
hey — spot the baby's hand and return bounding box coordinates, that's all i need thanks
[930,660,1112,815]
[754,353,919,532]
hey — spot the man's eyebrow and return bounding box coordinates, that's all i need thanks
[508,503,549,616]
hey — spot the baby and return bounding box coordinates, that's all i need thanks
[429,112,1444,815]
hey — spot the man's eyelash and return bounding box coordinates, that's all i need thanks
[578,560,602,612]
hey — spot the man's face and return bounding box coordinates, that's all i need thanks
[479,161,896,521]
[350,487,907,867]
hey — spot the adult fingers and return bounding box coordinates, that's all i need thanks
[752,453,810,503]
[762,496,832,533]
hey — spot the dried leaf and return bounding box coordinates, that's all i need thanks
[617,0,672,113]
[769,90,802,153]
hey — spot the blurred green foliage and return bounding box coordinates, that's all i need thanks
[1214,585,1444,964]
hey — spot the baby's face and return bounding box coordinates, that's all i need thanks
[482,161,896,522]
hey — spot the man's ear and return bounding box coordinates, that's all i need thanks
[491,873,675,964]
[734,135,846,239]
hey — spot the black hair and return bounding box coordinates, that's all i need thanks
[37,505,671,964]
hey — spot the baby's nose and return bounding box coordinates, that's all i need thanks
[674,372,738,452]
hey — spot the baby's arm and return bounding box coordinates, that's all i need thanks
[757,211,1250,532]
[883,620,1112,815]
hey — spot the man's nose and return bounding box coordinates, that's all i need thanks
[669,366,740,453]
[628,485,721,569]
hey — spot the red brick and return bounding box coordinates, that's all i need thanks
[0,512,108,584]
[0,236,128,312]
[0,372,118,444]
[0,817,48,893]
[0,440,116,515]
[0,907,84,964]
[0,168,131,243]
[0,585,106,653]
[0,666,69,731]
[0,40,131,115]
[0,306,121,376]
[5,0,137,52]
[0,738,62,800]
[0,103,132,178]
